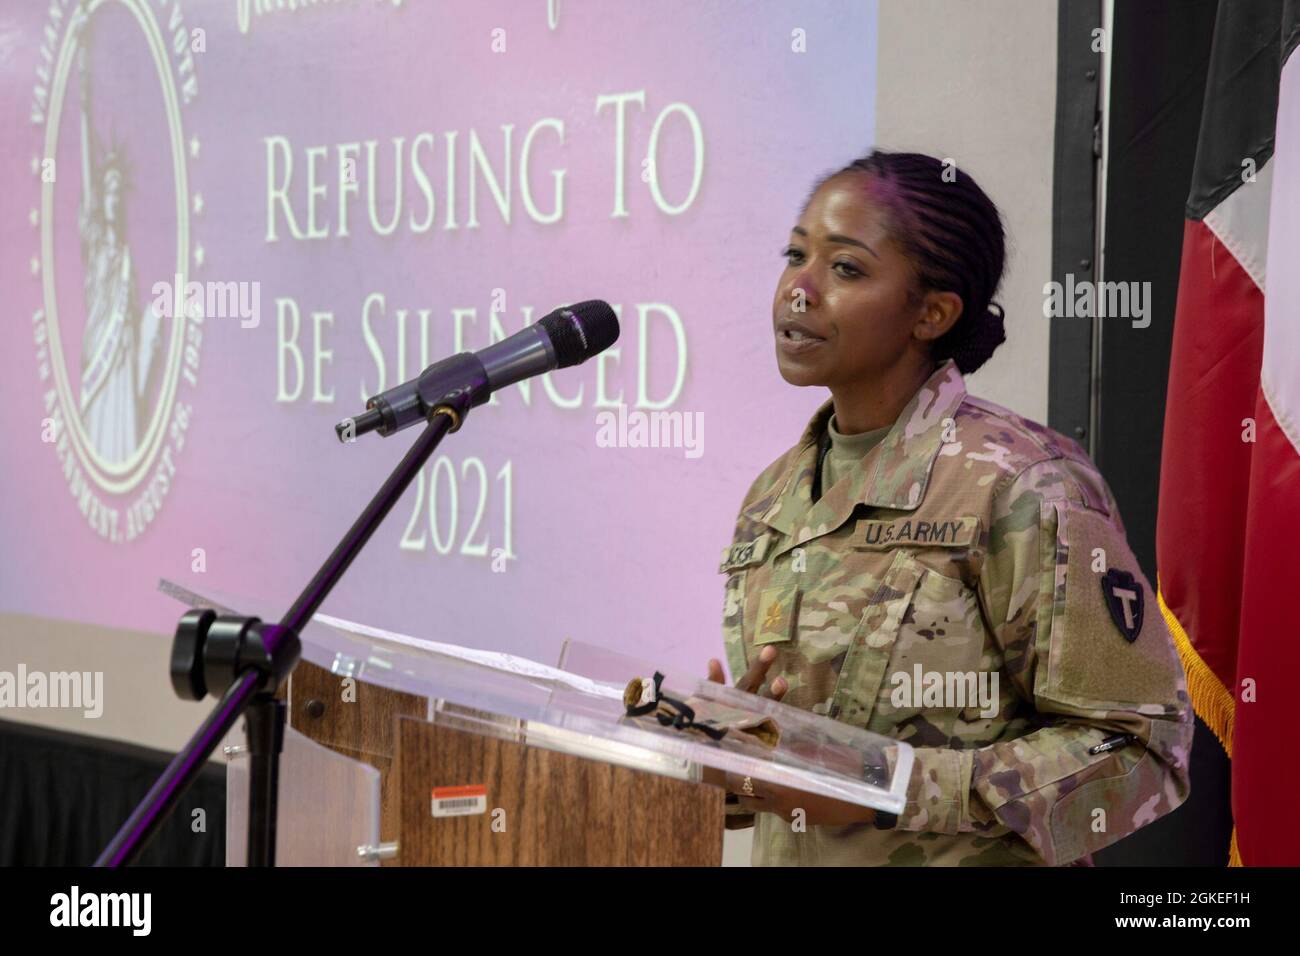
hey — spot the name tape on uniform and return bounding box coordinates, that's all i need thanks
[851,516,979,550]
[718,533,771,572]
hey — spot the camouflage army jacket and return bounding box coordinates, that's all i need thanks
[719,359,1192,866]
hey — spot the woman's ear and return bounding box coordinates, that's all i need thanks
[912,290,964,343]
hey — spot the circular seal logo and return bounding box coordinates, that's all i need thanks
[29,0,205,544]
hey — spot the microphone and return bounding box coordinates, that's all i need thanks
[336,299,619,440]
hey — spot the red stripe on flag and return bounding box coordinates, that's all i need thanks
[1232,389,1300,865]
[1157,218,1264,691]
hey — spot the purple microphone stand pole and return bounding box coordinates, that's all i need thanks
[95,387,476,867]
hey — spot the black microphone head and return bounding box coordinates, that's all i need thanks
[539,300,619,368]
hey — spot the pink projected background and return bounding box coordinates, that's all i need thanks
[0,0,877,676]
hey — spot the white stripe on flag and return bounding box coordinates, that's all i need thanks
[1205,158,1272,292]
[1263,50,1300,454]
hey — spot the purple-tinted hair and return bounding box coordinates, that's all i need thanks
[808,149,1008,374]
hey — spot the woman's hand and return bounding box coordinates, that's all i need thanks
[721,775,877,827]
[701,648,784,790]
[702,649,875,826]
[707,644,787,700]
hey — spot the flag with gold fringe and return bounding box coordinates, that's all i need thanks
[1157,0,1300,867]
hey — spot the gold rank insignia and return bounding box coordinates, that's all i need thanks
[763,600,783,630]
[755,585,798,646]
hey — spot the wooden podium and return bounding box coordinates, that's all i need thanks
[286,659,725,866]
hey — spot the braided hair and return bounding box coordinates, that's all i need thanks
[808,149,1008,374]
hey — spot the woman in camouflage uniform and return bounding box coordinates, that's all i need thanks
[708,150,1192,866]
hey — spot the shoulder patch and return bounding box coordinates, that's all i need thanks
[1048,502,1182,708]
[1101,568,1144,642]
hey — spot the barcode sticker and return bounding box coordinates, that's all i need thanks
[431,784,488,817]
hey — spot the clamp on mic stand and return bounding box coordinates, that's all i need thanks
[96,385,478,867]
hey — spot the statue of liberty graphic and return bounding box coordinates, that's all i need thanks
[76,7,164,465]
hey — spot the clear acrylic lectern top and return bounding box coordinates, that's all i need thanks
[161,578,913,864]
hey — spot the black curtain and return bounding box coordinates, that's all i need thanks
[0,719,225,867]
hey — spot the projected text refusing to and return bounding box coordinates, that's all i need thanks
[262,93,705,240]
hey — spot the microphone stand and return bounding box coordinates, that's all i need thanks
[96,387,476,867]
